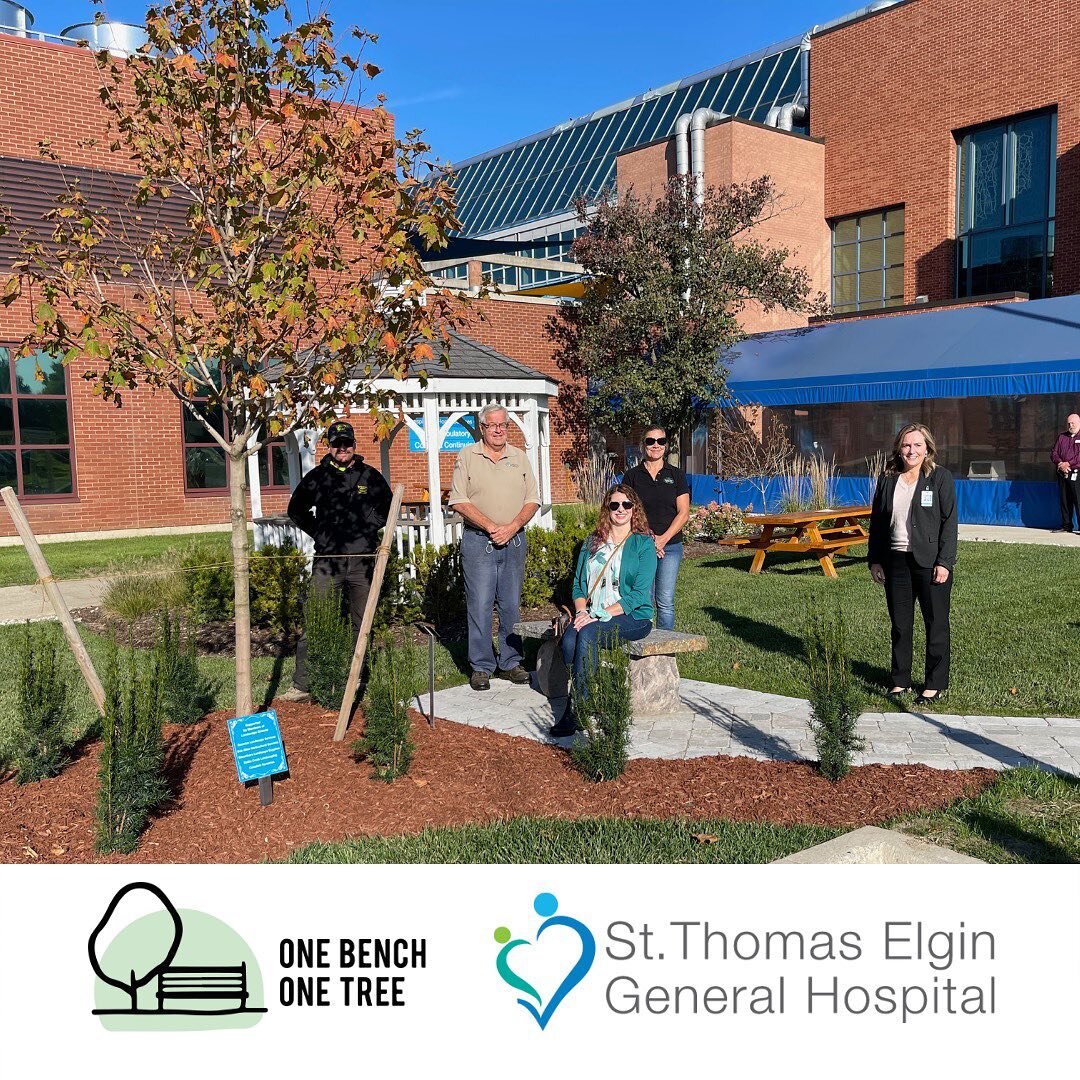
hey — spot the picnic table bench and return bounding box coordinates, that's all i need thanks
[515,620,707,716]
[722,506,870,579]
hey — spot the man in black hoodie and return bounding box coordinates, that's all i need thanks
[281,420,393,702]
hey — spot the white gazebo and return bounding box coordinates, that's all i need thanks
[251,331,560,553]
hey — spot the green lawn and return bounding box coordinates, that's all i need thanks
[0,531,233,587]
[676,541,1080,718]
[283,768,1079,863]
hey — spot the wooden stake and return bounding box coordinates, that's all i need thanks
[1,485,106,715]
[333,484,405,742]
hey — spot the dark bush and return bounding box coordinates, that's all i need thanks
[571,644,632,782]
[304,588,354,709]
[154,610,215,724]
[96,639,170,854]
[377,543,464,632]
[804,594,865,781]
[353,636,423,782]
[12,622,73,784]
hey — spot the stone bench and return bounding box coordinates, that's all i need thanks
[514,620,708,716]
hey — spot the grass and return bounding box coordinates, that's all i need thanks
[893,767,1080,863]
[0,531,234,587]
[676,541,1080,718]
[285,816,843,864]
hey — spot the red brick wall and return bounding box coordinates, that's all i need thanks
[615,118,829,335]
[810,0,1080,301]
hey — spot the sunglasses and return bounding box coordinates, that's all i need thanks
[330,439,354,449]
[644,436,667,446]
[608,500,634,512]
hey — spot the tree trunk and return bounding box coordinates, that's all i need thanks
[229,448,254,717]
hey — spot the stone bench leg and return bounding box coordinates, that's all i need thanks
[630,654,682,715]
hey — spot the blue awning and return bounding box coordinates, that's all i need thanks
[723,295,1080,405]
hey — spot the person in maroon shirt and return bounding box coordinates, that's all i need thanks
[1050,413,1080,532]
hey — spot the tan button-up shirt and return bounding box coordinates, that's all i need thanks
[447,441,539,524]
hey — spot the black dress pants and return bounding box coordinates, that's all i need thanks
[293,555,373,691]
[884,550,952,691]
[1058,473,1080,530]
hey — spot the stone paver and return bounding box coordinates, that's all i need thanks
[0,576,112,625]
[430,677,1080,777]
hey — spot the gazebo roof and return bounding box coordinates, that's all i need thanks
[417,330,549,381]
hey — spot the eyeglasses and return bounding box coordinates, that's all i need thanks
[482,422,508,431]
[644,437,667,446]
[608,500,634,512]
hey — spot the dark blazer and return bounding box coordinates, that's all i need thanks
[868,466,958,571]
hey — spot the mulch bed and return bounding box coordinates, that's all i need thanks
[0,701,995,864]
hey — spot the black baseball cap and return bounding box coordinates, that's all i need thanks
[326,420,355,446]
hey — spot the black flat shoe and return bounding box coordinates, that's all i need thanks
[549,701,580,738]
[918,688,948,702]
[887,686,913,699]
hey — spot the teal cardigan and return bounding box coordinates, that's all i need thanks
[571,532,657,623]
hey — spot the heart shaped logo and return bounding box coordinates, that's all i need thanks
[494,892,596,1031]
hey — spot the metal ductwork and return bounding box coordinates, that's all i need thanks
[0,1,33,36]
[675,107,728,205]
[60,20,151,57]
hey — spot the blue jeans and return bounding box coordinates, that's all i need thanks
[560,614,652,701]
[460,528,527,675]
[652,541,683,631]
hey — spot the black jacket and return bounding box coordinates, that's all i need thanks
[868,466,958,571]
[287,454,393,555]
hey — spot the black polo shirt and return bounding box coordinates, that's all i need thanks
[622,462,690,544]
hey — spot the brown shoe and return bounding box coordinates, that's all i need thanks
[498,665,531,685]
[280,686,311,704]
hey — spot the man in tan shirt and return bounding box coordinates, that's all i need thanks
[448,404,540,691]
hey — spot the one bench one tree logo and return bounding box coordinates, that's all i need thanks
[88,882,266,1029]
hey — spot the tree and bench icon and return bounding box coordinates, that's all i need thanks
[88,882,267,1029]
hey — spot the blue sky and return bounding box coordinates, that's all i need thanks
[23,0,864,163]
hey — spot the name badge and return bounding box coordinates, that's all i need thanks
[920,490,934,508]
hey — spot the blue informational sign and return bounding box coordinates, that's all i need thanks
[408,416,476,453]
[227,709,288,783]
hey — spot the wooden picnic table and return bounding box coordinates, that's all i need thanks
[725,506,871,579]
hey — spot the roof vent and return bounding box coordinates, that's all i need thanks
[0,1,34,36]
[60,19,150,57]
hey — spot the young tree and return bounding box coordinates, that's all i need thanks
[550,175,824,458]
[4,0,465,714]
[713,405,797,510]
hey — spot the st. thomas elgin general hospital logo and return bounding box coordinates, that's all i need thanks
[88,882,267,1031]
[493,892,596,1030]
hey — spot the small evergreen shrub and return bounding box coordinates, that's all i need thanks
[11,622,73,784]
[304,588,354,709]
[522,519,591,609]
[182,542,233,625]
[571,643,632,782]
[353,636,423,781]
[377,544,464,632]
[250,542,309,633]
[96,639,170,854]
[153,610,214,724]
[804,595,865,781]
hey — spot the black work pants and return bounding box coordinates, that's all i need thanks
[293,555,373,691]
[1058,473,1080,530]
[884,550,952,691]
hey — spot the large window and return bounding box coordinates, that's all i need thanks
[956,111,1056,299]
[0,348,75,498]
[765,393,1076,483]
[831,208,905,314]
[182,397,288,493]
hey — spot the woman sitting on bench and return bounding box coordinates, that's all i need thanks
[549,485,656,737]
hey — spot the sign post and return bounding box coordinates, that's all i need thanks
[227,709,288,806]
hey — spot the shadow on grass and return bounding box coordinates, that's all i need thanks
[963,809,1078,863]
[702,551,867,577]
[703,606,892,690]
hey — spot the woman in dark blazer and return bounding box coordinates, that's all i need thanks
[868,423,958,702]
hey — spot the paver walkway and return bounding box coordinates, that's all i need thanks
[0,576,111,625]
[430,679,1080,777]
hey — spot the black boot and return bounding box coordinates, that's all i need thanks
[549,697,579,738]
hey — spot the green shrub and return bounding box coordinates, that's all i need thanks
[523,519,591,609]
[182,541,308,632]
[304,588,355,709]
[153,610,214,724]
[250,543,310,633]
[96,639,170,853]
[571,644,632,782]
[101,554,187,622]
[554,502,600,533]
[804,595,865,782]
[378,544,464,632]
[11,622,73,784]
[353,636,423,781]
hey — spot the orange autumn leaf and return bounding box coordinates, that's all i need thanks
[413,342,433,362]
[215,52,237,69]
[380,331,397,352]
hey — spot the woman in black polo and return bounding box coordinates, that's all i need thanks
[621,426,691,631]
[868,423,958,702]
